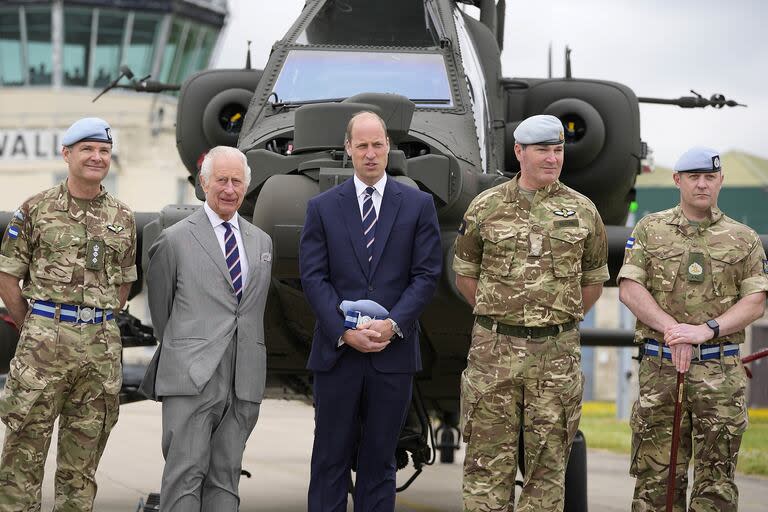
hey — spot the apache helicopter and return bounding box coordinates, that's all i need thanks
[0,0,762,509]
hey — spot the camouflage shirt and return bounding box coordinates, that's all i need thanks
[453,176,609,326]
[0,180,137,309]
[618,205,768,344]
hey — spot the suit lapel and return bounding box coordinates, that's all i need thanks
[241,223,262,296]
[369,179,402,277]
[188,208,234,292]
[338,179,370,277]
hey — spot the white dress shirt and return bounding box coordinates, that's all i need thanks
[204,202,249,288]
[353,173,387,221]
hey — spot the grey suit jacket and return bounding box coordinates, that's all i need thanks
[138,207,272,402]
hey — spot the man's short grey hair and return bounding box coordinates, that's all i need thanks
[344,111,388,144]
[199,146,252,187]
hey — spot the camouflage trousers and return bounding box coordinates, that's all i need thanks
[630,353,747,512]
[460,322,583,512]
[0,313,122,512]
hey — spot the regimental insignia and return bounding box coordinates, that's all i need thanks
[553,209,576,218]
[688,262,703,276]
[713,155,721,169]
[626,237,636,249]
[558,130,565,142]
[85,239,104,270]
[12,209,24,221]
[7,226,19,240]
[458,219,467,235]
[106,224,124,233]
[261,252,272,262]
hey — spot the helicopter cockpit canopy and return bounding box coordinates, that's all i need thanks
[270,50,454,108]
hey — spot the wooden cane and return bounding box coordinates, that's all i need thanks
[665,371,685,512]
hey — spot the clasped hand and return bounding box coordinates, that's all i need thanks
[342,319,394,353]
[663,323,715,373]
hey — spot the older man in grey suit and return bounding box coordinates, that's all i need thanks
[139,146,272,511]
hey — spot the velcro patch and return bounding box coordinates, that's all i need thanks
[554,219,579,228]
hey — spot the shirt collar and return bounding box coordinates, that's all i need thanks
[503,174,561,203]
[669,204,723,231]
[204,201,240,231]
[353,173,387,199]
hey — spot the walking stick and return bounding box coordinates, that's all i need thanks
[742,347,768,379]
[665,371,685,512]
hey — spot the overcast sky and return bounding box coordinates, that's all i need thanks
[215,0,766,167]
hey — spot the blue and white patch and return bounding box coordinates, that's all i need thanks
[7,226,19,240]
[625,237,635,249]
[12,209,24,221]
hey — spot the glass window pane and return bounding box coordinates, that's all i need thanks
[159,20,184,83]
[171,23,200,84]
[63,8,92,86]
[26,7,52,85]
[194,27,215,71]
[124,13,159,79]
[93,11,126,88]
[0,8,23,85]
[272,50,453,108]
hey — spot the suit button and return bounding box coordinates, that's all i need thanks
[368,285,374,292]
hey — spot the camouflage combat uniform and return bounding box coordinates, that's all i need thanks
[0,180,136,511]
[453,176,609,512]
[618,205,768,512]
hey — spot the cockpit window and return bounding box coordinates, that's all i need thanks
[295,0,439,47]
[271,50,453,108]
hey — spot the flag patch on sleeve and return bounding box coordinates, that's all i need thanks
[625,237,635,249]
[7,226,19,240]
[458,219,467,235]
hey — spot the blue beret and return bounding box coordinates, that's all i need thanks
[514,114,564,145]
[62,117,113,146]
[673,146,721,173]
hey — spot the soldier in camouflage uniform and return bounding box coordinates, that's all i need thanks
[453,115,609,512]
[0,117,137,511]
[618,146,768,512]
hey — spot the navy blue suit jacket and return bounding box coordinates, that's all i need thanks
[299,177,442,373]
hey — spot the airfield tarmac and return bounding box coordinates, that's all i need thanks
[2,398,764,512]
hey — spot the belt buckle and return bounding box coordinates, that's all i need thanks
[692,344,702,361]
[78,306,95,323]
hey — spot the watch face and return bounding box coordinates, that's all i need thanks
[707,320,719,329]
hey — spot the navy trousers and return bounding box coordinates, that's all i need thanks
[308,349,413,512]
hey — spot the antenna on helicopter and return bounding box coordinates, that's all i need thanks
[548,42,553,78]
[565,46,573,79]
[638,90,746,109]
[245,40,252,70]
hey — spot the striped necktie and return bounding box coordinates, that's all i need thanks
[222,222,243,302]
[362,186,377,264]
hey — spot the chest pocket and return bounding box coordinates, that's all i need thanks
[646,245,684,291]
[480,226,517,276]
[709,246,746,297]
[103,232,132,284]
[549,228,588,277]
[35,228,81,283]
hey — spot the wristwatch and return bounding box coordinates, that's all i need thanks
[388,318,403,338]
[706,319,720,339]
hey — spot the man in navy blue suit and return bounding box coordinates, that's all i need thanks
[299,111,442,512]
